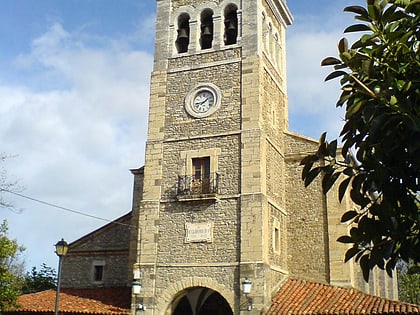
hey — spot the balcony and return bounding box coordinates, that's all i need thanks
[177,173,219,201]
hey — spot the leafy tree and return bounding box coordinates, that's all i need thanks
[22,263,57,294]
[301,0,420,281]
[0,220,25,310]
[398,262,420,305]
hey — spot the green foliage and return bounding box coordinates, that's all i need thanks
[398,262,420,305]
[301,0,420,281]
[0,220,25,311]
[22,263,57,294]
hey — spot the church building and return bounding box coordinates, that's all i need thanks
[55,0,400,315]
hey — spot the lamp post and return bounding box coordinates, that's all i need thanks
[242,278,252,311]
[54,238,68,315]
[132,266,144,312]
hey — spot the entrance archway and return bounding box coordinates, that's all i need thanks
[171,287,233,315]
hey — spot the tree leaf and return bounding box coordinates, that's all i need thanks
[341,210,359,223]
[344,246,360,262]
[345,99,365,119]
[360,254,371,282]
[321,57,342,66]
[344,5,369,18]
[337,235,354,243]
[344,24,371,33]
[322,171,341,194]
[338,38,349,53]
[339,177,352,202]
[304,167,322,187]
[300,154,318,166]
[325,71,347,82]
[327,140,338,157]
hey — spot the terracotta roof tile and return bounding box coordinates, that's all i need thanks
[266,279,420,315]
[11,287,130,315]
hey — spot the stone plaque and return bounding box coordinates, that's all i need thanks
[185,222,213,243]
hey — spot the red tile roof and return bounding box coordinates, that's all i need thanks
[11,287,130,315]
[266,279,420,315]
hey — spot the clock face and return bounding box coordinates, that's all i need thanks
[193,90,214,113]
[185,83,221,118]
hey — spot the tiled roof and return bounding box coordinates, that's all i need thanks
[266,279,420,315]
[11,287,130,315]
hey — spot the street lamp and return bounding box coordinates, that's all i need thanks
[242,278,252,311]
[132,266,145,312]
[54,238,68,315]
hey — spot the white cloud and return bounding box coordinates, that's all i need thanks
[1,22,152,269]
[286,10,358,140]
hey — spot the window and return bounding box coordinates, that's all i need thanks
[94,265,104,282]
[176,13,190,53]
[273,220,281,254]
[200,9,214,49]
[92,260,105,283]
[224,4,238,45]
[193,157,210,180]
[274,227,280,253]
[192,157,211,194]
[178,149,221,200]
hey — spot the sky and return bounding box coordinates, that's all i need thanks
[1,0,365,272]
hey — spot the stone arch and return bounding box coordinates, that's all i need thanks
[170,6,195,54]
[157,277,234,315]
[200,8,214,49]
[223,3,239,45]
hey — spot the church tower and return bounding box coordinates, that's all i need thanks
[130,0,292,314]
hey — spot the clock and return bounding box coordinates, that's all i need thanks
[193,90,214,113]
[185,83,221,118]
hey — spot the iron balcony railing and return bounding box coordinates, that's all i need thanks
[177,173,219,198]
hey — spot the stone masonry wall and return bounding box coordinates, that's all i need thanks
[157,198,240,264]
[61,254,129,288]
[285,156,329,283]
[165,58,241,140]
[61,215,131,288]
[161,135,241,199]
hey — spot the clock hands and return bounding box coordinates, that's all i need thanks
[195,97,209,106]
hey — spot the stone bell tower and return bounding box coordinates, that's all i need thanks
[130,0,293,314]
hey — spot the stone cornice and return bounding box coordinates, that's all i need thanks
[266,0,293,26]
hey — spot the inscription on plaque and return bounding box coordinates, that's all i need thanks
[185,222,213,243]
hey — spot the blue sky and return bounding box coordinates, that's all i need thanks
[1,0,364,271]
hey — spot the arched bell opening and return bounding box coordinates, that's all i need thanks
[171,287,233,315]
[200,9,214,50]
[176,13,190,53]
[224,4,238,45]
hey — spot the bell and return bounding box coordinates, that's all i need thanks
[202,26,212,36]
[227,20,236,31]
[177,28,188,40]
[201,26,213,49]
[176,28,189,53]
[225,20,237,45]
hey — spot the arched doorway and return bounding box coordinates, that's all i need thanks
[171,287,233,315]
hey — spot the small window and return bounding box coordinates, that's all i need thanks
[193,157,210,180]
[94,265,103,282]
[176,13,190,53]
[274,227,280,253]
[92,260,105,283]
[200,9,214,50]
[192,157,211,194]
[224,4,238,45]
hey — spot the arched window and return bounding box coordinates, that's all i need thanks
[176,13,190,53]
[224,4,238,45]
[200,9,214,50]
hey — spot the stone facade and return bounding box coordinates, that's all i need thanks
[59,0,398,314]
[129,0,397,314]
[61,213,132,289]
